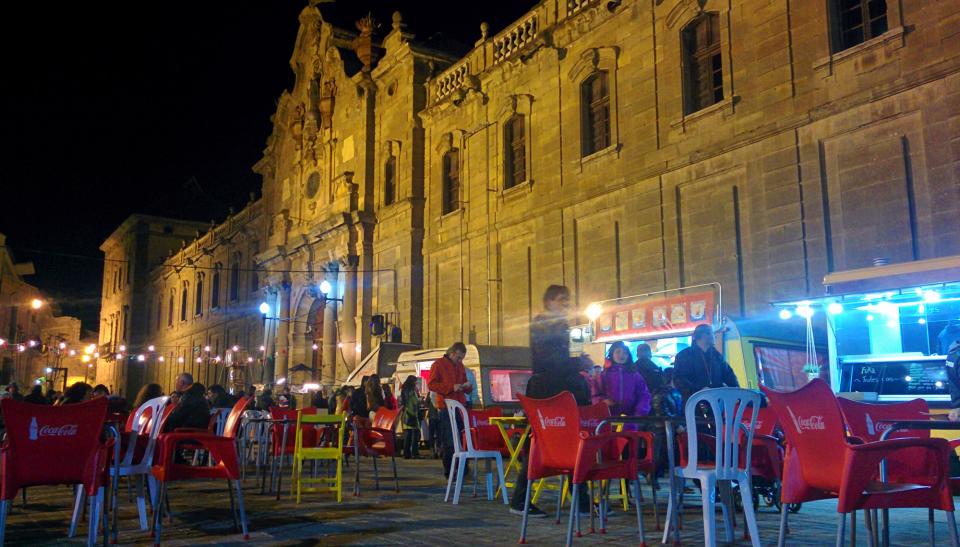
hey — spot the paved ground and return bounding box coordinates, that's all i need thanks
[3,455,954,546]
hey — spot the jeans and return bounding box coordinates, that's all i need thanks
[438,408,463,476]
[403,427,420,458]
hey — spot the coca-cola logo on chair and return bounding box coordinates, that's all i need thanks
[29,417,79,441]
[536,410,567,429]
[785,406,825,433]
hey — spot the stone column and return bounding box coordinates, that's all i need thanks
[275,282,292,382]
[341,257,359,374]
[321,269,338,386]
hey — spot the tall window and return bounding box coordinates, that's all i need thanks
[581,72,611,156]
[180,283,188,322]
[249,244,259,292]
[229,253,241,302]
[155,295,162,332]
[682,14,723,115]
[504,115,526,189]
[384,156,396,206]
[211,265,221,309]
[442,149,460,215]
[121,305,129,341]
[167,292,174,327]
[831,0,887,52]
[194,274,204,316]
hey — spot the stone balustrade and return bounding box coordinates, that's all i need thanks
[492,14,539,64]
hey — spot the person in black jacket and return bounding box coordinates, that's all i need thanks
[163,373,211,432]
[672,324,739,402]
[635,343,665,393]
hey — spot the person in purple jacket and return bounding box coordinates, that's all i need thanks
[601,341,652,419]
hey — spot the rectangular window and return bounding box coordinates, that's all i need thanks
[122,305,129,341]
[504,115,526,189]
[683,14,723,114]
[211,270,221,308]
[832,0,887,52]
[168,294,174,327]
[581,72,611,156]
[195,276,204,316]
[442,149,460,215]
[384,156,396,206]
[230,257,241,302]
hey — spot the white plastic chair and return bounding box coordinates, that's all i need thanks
[663,388,761,547]
[69,396,169,536]
[443,399,509,505]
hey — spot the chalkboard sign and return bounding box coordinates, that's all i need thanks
[842,358,949,397]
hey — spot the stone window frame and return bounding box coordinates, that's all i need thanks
[497,94,534,194]
[229,251,242,302]
[248,243,259,293]
[681,12,724,116]
[669,9,738,133]
[435,131,466,219]
[167,289,175,328]
[567,47,622,168]
[210,263,222,309]
[382,140,401,208]
[179,281,189,323]
[194,272,205,317]
[813,1,904,78]
[827,0,889,54]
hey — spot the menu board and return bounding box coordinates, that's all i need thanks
[842,358,949,397]
[591,285,719,343]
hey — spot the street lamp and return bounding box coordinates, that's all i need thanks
[30,298,43,310]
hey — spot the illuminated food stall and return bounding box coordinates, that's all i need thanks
[773,256,960,406]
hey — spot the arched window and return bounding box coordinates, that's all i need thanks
[210,265,221,309]
[180,283,189,322]
[682,13,723,115]
[581,72,610,156]
[504,114,526,189]
[229,252,241,302]
[167,291,175,327]
[249,243,259,293]
[384,156,396,206]
[194,273,204,316]
[830,0,887,52]
[155,294,162,331]
[442,149,460,215]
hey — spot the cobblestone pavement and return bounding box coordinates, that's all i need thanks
[3,456,954,546]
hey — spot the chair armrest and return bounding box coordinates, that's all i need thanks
[156,432,236,466]
[573,432,638,483]
[846,435,867,445]
[949,438,960,450]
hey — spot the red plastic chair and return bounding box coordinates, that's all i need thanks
[150,395,254,544]
[0,397,113,546]
[517,392,645,546]
[467,406,509,456]
[762,380,956,547]
[355,406,400,492]
[268,406,318,498]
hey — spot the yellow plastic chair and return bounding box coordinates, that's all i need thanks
[292,412,347,503]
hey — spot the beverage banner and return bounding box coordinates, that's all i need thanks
[590,285,719,343]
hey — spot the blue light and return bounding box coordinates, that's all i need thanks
[258,302,270,315]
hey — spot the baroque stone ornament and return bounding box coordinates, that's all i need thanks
[319,80,336,130]
[353,14,377,72]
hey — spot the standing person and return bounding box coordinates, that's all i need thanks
[399,375,421,459]
[351,377,370,417]
[510,285,591,517]
[383,384,397,411]
[163,373,211,432]
[635,343,665,393]
[672,324,739,402]
[258,386,275,411]
[23,384,47,404]
[601,341,652,418]
[579,356,604,405]
[427,342,471,478]
[132,383,164,410]
[279,385,297,410]
[5,383,23,401]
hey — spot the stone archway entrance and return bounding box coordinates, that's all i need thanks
[290,293,325,383]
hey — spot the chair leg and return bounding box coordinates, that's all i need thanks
[69,484,84,538]
[86,488,99,547]
[777,492,789,547]
[445,454,457,502]
[453,455,467,505]
[135,474,149,531]
[718,480,734,543]
[392,455,399,493]
[473,457,479,497]
[835,512,846,547]
[662,476,676,545]
[234,479,250,540]
[634,480,647,547]
[566,482,579,547]
[738,478,761,547]
[700,475,717,547]
[227,480,239,532]
[153,482,166,545]
[495,455,508,505]
[864,509,876,547]
[946,510,959,547]
[930,508,936,547]
[373,455,381,490]
[588,482,596,534]
[275,454,285,501]
[519,480,533,544]
[649,473,660,532]
[0,499,8,545]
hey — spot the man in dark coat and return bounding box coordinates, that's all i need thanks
[672,324,739,402]
[163,373,211,432]
[635,342,664,393]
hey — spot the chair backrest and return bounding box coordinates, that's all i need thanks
[578,402,612,434]
[296,413,347,452]
[210,407,232,435]
[155,402,177,432]
[739,406,779,437]
[761,379,847,493]
[1,397,108,500]
[467,406,505,451]
[372,406,399,431]
[123,396,169,468]
[518,392,581,471]
[222,396,254,439]
[445,399,470,453]
[837,397,930,442]
[683,388,760,479]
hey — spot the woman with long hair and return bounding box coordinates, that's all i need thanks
[600,341,651,418]
[132,383,164,410]
[399,375,421,458]
[365,374,385,417]
[56,382,93,405]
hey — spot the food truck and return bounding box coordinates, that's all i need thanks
[772,256,960,408]
[343,342,421,386]
[583,284,826,390]
[391,345,532,409]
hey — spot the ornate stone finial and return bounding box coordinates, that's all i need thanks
[353,14,377,72]
[480,21,489,41]
[392,11,403,32]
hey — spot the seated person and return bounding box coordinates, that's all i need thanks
[163,373,210,432]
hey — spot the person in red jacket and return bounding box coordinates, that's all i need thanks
[427,341,471,477]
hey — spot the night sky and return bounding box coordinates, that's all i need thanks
[0,1,536,332]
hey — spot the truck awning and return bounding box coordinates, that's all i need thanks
[824,256,960,296]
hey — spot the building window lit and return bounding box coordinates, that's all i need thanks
[442,148,460,215]
[830,0,887,52]
[384,155,396,206]
[504,114,526,189]
[682,13,723,115]
[581,71,610,156]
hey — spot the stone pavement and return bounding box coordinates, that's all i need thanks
[3,456,953,546]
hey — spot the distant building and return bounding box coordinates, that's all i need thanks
[99,0,960,394]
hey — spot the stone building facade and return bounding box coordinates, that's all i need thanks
[99,0,960,394]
